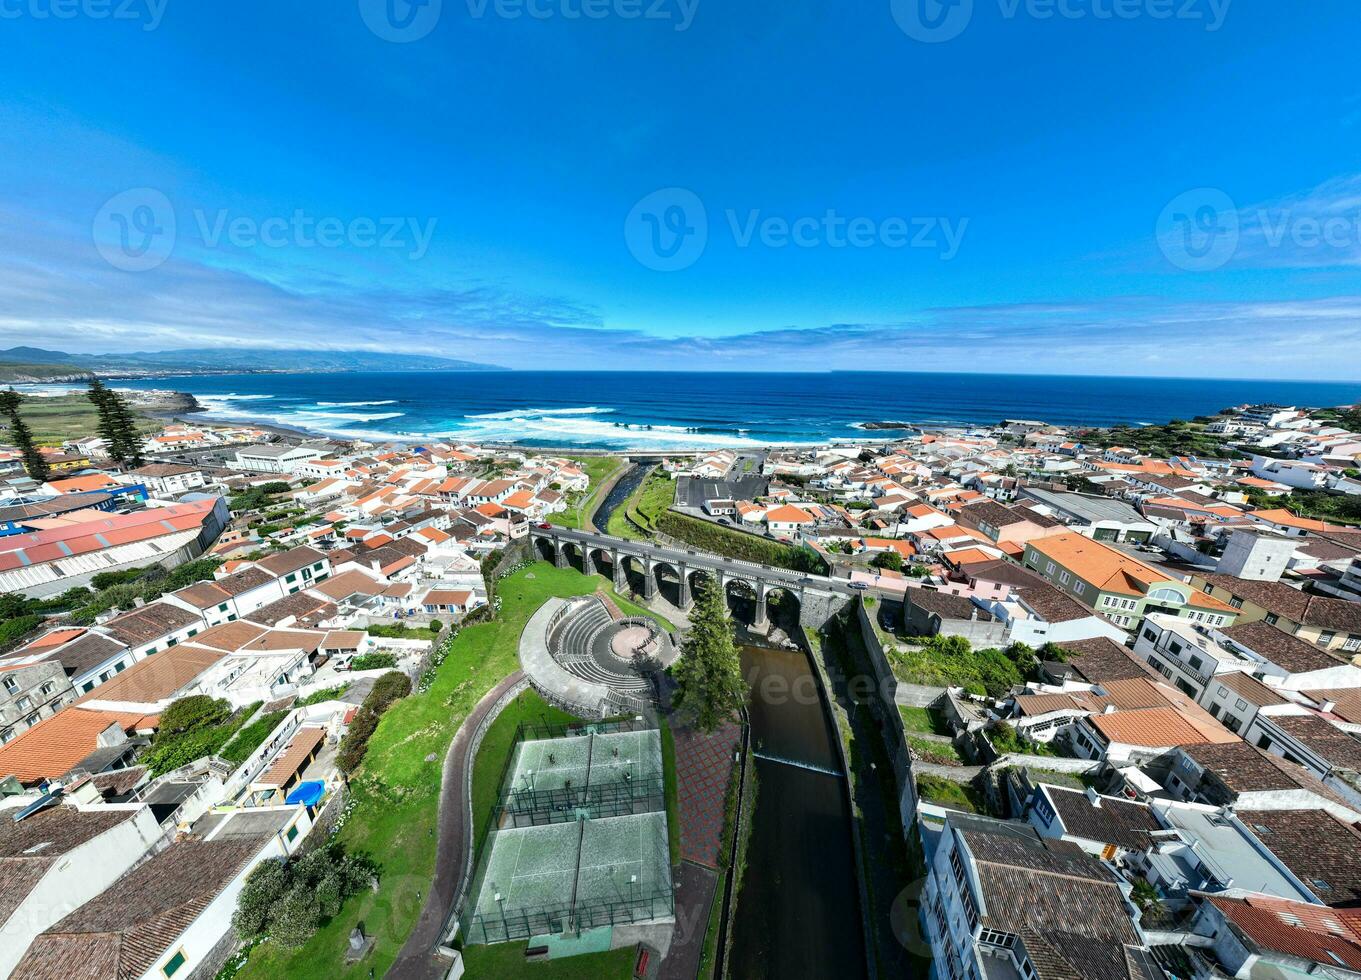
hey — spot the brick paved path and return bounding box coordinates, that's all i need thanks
[671,720,740,868]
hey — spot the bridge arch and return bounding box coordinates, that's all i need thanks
[533,535,557,564]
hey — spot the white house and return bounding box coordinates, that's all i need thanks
[0,803,163,978]
[12,806,312,980]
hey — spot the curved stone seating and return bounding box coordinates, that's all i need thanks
[522,595,664,719]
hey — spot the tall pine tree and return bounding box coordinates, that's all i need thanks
[671,572,746,733]
[0,390,50,482]
[87,378,145,467]
[86,378,122,459]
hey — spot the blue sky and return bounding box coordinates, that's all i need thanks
[1,0,1359,376]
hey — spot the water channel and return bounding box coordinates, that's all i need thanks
[728,643,868,979]
[591,459,654,531]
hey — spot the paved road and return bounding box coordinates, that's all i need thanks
[534,526,879,599]
[388,670,526,980]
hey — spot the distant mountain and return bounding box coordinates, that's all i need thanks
[0,346,506,378]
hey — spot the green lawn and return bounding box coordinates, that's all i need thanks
[915,774,983,812]
[235,562,670,980]
[606,469,676,540]
[549,456,624,530]
[897,706,951,736]
[659,719,681,865]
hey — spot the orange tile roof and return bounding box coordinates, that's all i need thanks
[0,707,155,784]
[764,505,815,524]
[74,644,226,706]
[1088,705,1237,748]
[259,726,325,788]
[1250,508,1342,532]
[1028,533,1234,611]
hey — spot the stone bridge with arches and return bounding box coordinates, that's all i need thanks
[529,525,854,629]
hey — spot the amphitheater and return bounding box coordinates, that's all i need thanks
[519,594,677,720]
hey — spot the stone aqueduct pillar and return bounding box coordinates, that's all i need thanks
[677,564,693,610]
[553,540,568,569]
[613,550,627,592]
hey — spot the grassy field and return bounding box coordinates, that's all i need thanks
[235,562,671,980]
[549,455,624,530]
[606,468,675,541]
[915,774,983,812]
[907,736,962,766]
[8,391,159,445]
[897,706,950,736]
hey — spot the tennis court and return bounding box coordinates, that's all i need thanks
[574,811,670,909]
[505,729,663,806]
[463,724,674,945]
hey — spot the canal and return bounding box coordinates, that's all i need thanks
[590,459,654,531]
[728,644,868,980]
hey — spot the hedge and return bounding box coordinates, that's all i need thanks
[654,511,827,574]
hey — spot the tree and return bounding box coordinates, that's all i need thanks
[232,845,373,949]
[86,378,145,467]
[871,550,904,571]
[671,573,746,733]
[0,390,49,482]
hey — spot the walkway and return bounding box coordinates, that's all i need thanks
[387,670,526,980]
[672,719,741,867]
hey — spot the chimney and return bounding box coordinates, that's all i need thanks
[133,597,146,608]
[1103,704,1117,714]
[1086,786,1102,808]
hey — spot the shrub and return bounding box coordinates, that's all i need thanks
[335,671,410,774]
[159,695,232,736]
[871,550,903,571]
[0,614,42,648]
[350,652,397,672]
[219,711,289,764]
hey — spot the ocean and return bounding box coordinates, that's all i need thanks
[98,371,1361,451]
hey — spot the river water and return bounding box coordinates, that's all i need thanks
[728,645,867,979]
[590,460,653,531]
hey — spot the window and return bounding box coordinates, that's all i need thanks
[1143,628,1158,642]
[1074,582,1085,595]
[16,697,30,711]
[1148,587,1185,604]
[1188,655,1203,672]
[162,949,187,977]
[1265,613,1279,626]
[285,573,297,583]
[1319,632,1336,647]
[286,823,299,843]
[1345,635,1361,653]
[2,678,16,695]
[1235,698,1248,711]
[1045,561,1056,575]
[1229,596,1244,609]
